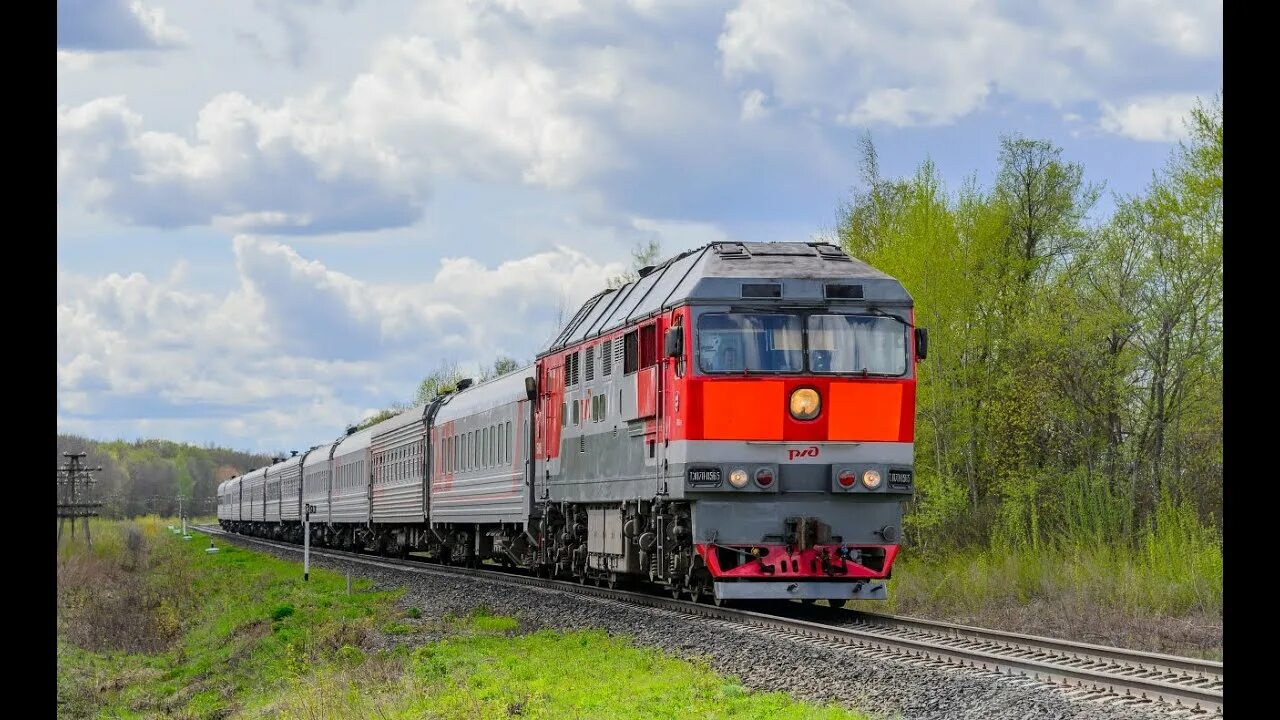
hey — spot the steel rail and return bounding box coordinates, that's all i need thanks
[193,526,1222,715]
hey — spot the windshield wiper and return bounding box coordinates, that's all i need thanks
[863,307,911,327]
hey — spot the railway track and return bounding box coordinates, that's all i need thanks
[193,525,1223,716]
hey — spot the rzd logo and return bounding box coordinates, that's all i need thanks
[787,446,820,460]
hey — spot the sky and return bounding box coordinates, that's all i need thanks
[57,0,1222,453]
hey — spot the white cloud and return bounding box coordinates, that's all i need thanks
[57,92,427,234]
[740,88,769,121]
[56,0,187,51]
[57,239,624,450]
[717,0,1221,128]
[1099,94,1201,142]
[57,1,653,233]
[57,51,96,72]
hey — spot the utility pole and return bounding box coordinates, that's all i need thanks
[57,452,102,549]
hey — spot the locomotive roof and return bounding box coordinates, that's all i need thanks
[544,241,911,353]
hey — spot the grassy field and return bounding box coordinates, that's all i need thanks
[57,517,865,720]
[851,515,1223,659]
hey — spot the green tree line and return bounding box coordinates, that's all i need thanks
[837,95,1222,555]
[56,434,274,518]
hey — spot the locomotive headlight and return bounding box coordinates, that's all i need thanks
[729,468,749,488]
[789,388,821,420]
[862,470,882,489]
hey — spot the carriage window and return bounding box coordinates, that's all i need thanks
[806,314,908,376]
[506,421,512,462]
[697,313,803,373]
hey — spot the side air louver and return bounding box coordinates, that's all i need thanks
[824,284,864,300]
[742,283,782,298]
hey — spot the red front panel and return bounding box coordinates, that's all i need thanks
[696,543,900,580]
[673,375,915,443]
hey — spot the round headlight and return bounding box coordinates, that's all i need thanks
[789,388,821,420]
[836,470,856,489]
[755,468,774,488]
[862,470,882,489]
[729,468,749,488]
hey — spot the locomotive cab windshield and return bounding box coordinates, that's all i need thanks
[695,310,909,376]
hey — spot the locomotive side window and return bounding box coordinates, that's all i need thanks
[561,402,567,427]
[572,398,580,425]
[624,331,639,374]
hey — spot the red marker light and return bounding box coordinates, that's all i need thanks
[837,470,856,488]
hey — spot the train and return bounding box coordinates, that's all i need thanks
[218,241,926,606]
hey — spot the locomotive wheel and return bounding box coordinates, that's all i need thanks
[606,573,618,590]
[688,585,704,604]
[669,584,682,600]
[828,599,848,609]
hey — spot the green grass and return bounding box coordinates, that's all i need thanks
[853,494,1223,657]
[58,518,866,720]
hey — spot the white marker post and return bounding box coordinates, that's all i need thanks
[303,503,315,581]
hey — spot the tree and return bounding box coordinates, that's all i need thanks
[481,355,523,381]
[833,98,1221,552]
[606,239,662,289]
[415,362,467,404]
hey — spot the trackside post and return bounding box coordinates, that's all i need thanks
[304,503,316,581]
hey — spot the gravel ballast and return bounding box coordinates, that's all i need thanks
[213,533,1197,720]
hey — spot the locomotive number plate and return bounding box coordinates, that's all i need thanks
[687,468,722,487]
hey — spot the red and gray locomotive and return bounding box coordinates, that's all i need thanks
[219,241,925,605]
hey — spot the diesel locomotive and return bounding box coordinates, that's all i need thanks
[218,241,926,606]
